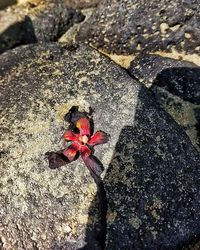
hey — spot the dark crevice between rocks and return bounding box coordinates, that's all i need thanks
[48,7,85,41]
[0,237,3,248]
[93,177,107,250]
[125,68,140,82]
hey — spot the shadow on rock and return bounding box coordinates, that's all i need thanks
[150,67,200,152]
[194,108,200,148]
[81,86,200,249]
[129,55,200,152]
[0,15,37,54]
[152,67,200,105]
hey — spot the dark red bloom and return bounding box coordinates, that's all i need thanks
[46,106,109,176]
[63,117,109,176]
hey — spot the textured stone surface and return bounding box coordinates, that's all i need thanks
[17,0,100,9]
[130,54,200,104]
[77,0,200,55]
[0,1,84,54]
[63,0,101,9]
[103,86,200,249]
[129,53,199,88]
[1,43,200,249]
[0,43,140,249]
[152,88,200,153]
[129,53,200,152]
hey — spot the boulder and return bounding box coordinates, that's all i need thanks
[0,43,140,249]
[0,43,199,249]
[77,0,200,55]
[129,53,200,104]
[128,53,200,152]
[0,1,84,54]
[104,85,200,249]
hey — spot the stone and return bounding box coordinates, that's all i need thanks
[104,85,200,249]
[151,88,200,153]
[77,0,200,55]
[0,43,200,249]
[0,0,84,54]
[129,53,200,104]
[0,42,140,249]
[63,0,101,9]
[128,53,200,152]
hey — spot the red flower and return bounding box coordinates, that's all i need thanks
[63,117,109,176]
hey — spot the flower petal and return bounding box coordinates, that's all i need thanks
[63,130,78,142]
[76,117,91,136]
[63,143,79,161]
[45,151,70,169]
[81,155,104,177]
[64,106,87,124]
[88,131,109,146]
[79,145,91,158]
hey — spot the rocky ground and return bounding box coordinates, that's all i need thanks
[0,0,200,249]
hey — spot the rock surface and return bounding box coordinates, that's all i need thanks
[63,0,100,9]
[129,54,200,104]
[0,43,140,249]
[129,53,200,152]
[104,85,200,249]
[0,1,84,54]
[1,43,200,249]
[77,0,200,55]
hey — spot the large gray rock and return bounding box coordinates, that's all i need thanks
[129,53,200,152]
[129,54,200,104]
[0,43,199,249]
[103,86,200,249]
[0,43,140,249]
[77,0,200,55]
[0,1,84,54]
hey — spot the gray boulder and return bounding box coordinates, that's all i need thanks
[0,1,84,54]
[77,0,200,55]
[128,53,200,152]
[0,43,199,249]
[104,85,200,249]
[0,43,140,249]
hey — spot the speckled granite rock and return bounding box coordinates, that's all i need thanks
[129,54,200,152]
[0,43,140,249]
[129,54,200,104]
[152,88,200,153]
[104,86,200,249]
[0,1,84,54]
[0,43,200,249]
[77,0,200,55]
